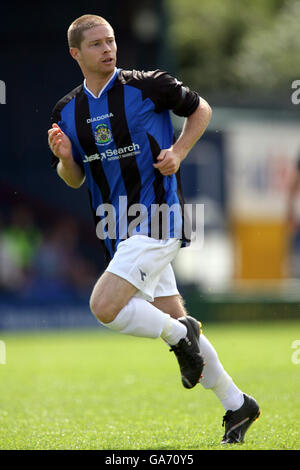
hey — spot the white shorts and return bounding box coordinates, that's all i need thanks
[106,235,181,302]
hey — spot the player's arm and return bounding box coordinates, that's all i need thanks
[154,99,212,175]
[145,70,211,176]
[48,123,85,188]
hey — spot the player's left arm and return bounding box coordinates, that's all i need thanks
[153,98,212,176]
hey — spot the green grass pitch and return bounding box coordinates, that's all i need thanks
[0,320,299,450]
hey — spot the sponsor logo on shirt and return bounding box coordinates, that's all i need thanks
[82,153,102,163]
[83,143,141,163]
[87,113,114,123]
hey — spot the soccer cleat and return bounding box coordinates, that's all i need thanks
[221,394,261,444]
[169,316,204,389]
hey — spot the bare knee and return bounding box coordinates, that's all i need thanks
[89,292,119,323]
[89,271,137,323]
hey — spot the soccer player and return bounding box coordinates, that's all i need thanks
[48,14,260,444]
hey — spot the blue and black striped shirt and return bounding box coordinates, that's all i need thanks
[51,68,200,262]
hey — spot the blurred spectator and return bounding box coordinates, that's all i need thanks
[26,217,99,301]
[0,206,41,293]
[0,213,24,291]
[0,205,100,301]
[2,205,41,268]
[287,155,300,232]
[33,218,79,282]
[286,155,300,277]
[68,255,98,299]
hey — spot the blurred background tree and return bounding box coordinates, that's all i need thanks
[167,0,300,104]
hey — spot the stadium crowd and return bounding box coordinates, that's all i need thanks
[0,204,102,302]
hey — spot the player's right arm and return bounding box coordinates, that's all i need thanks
[48,123,85,188]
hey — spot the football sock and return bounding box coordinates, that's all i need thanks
[199,334,244,411]
[160,316,187,345]
[102,297,187,342]
[211,372,244,411]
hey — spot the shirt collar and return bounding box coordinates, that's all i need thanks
[83,68,118,99]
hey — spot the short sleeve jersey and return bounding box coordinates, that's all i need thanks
[51,68,200,262]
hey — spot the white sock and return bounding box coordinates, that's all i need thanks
[211,372,244,411]
[102,297,186,342]
[199,334,244,411]
[160,316,187,345]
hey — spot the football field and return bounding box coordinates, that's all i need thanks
[0,320,299,450]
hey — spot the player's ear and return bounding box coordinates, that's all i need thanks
[69,47,80,61]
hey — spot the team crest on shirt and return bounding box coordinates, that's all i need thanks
[94,123,113,146]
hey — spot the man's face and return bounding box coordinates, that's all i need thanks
[72,24,117,75]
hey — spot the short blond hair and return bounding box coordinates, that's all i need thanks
[67,14,113,49]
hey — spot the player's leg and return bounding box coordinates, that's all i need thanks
[152,285,244,412]
[90,270,186,341]
[152,293,260,442]
[150,293,187,319]
[90,237,184,338]
[90,273,203,389]
[89,236,204,388]
[152,269,260,442]
[90,271,137,323]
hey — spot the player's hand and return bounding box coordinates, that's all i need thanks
[48,123,73,162]
[153,147,182,175]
